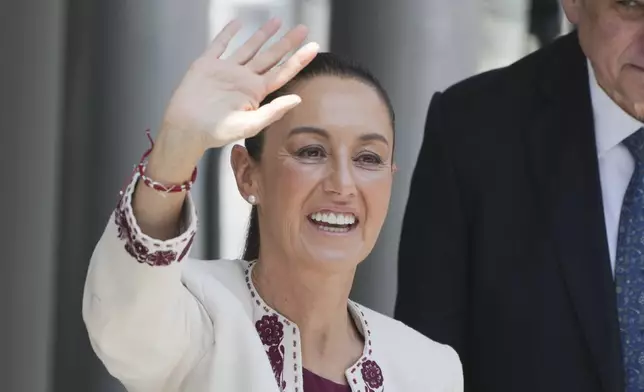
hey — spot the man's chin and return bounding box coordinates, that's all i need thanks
[613,83,644,120]
[632,103,644,122]
[622,93,644,121]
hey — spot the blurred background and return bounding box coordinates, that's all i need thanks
[1,0,570,390]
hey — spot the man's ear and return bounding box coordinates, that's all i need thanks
[230,144,260,204]
[561,0,581,25]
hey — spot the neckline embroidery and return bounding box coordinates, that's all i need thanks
[243,260,384,392]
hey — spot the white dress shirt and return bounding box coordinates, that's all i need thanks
[590,61,644,273]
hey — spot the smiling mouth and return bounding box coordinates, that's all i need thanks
[307,212,359,233]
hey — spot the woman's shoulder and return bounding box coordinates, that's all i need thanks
[182,257,250,278]
[356,302,456,356]
[352,302,462,384]
[180,258,254,309]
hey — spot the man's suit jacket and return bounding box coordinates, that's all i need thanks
[395,32,625,392]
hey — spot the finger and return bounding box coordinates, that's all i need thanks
[229,18,282,65]
[205,19,243,59]
[264,42,319,92]
[246,24,309,74]
[241,94,302,137]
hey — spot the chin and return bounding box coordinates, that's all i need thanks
[302,247,365,270]
[615,79,644,119]
[633,104,644,122]
[622,92,644,120]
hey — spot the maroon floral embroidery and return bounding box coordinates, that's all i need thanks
[361,360,384,391]
[114,196,179,266]
[125,242,137,259]
[146,250,176,266]
[268,345,286,389]
[133,241,149,255]
[115,209,130,240]
[256,314,286,390]
[256,314,284,347]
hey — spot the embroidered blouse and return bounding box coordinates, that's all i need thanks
[82,173,463,392]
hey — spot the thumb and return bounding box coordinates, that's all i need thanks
[242,94,301,137]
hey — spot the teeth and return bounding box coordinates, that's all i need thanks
[310,212,357,226]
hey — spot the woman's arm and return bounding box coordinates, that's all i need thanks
[83,167,210,391]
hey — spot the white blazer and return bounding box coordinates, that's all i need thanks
[82,174,463,392]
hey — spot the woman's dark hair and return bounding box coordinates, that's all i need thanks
[242,52,395,261]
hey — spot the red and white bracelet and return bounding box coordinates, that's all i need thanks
[131,130,198,194]
[137,162,197,193]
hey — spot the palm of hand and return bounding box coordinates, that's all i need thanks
[161,19,318,150]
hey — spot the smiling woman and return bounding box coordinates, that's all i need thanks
[81,18,462,392]
[240,53,395,267]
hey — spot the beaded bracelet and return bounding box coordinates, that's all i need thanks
[134,130,198,194]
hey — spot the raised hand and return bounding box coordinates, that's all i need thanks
[132,19,318,240]
[160,18,319,154]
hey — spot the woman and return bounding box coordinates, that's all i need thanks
[83,18,463,392]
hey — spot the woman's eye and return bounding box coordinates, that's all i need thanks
[618,0,644,8]
[355,153,384,166]
[295,146,327,160]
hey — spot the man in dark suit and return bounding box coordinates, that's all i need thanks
[395,1,644,391]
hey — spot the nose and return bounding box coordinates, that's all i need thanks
[323,155,357,197]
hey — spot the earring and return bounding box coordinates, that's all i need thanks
[248,195,257,205]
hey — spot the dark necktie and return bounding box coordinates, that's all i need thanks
[615,127,644,391]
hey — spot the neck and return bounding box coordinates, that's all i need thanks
[252,251,363,370]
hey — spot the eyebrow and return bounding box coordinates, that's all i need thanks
[288,126,390,145]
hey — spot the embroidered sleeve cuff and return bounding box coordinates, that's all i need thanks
[114,172,198,266]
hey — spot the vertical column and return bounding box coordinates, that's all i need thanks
[477,0,530,72]
[0,1,66,391]
[53,1,210,391]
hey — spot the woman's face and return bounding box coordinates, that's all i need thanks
[235,76,394,271]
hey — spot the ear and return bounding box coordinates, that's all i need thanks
[561,0,581,25]
[391,163,398,174]
[230,144,260,204]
